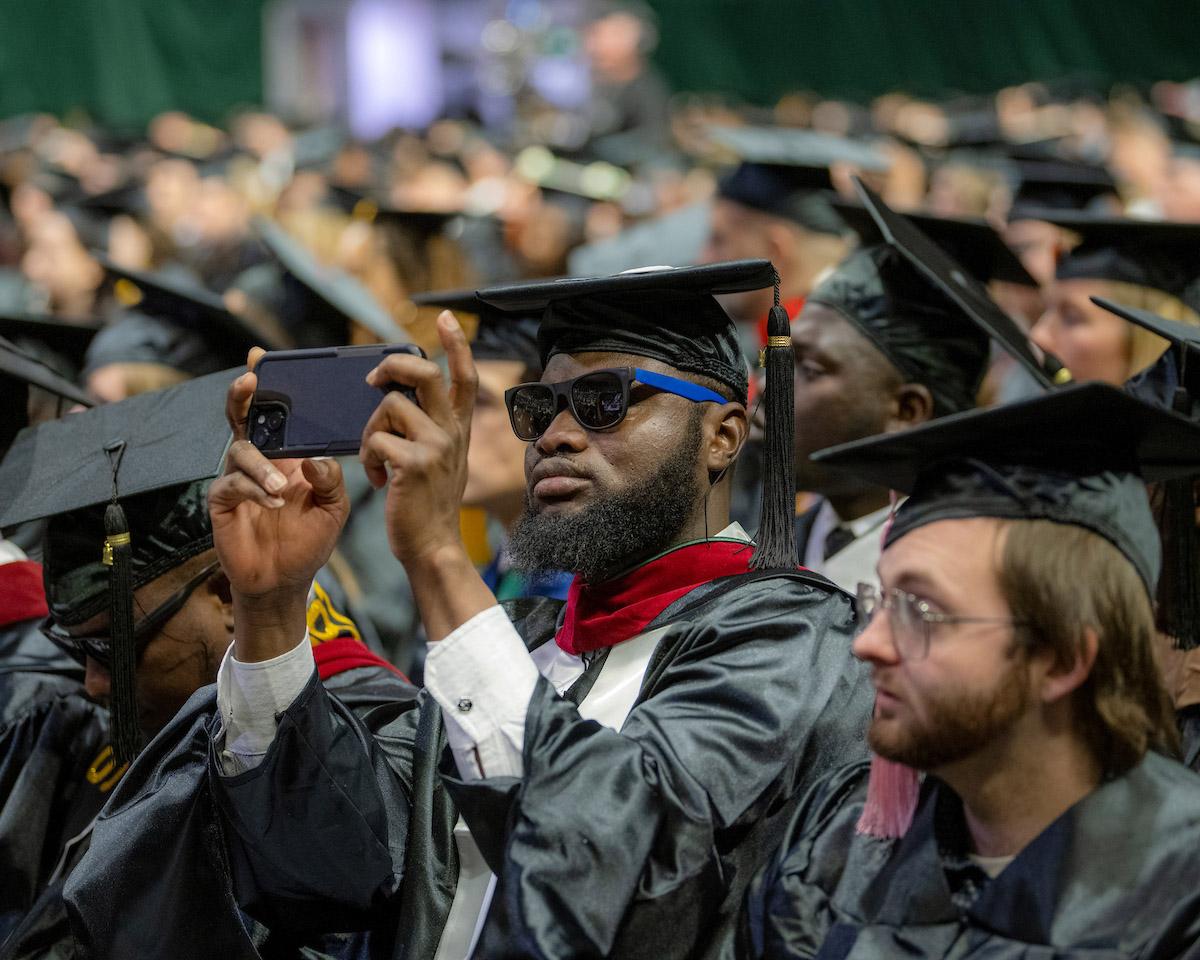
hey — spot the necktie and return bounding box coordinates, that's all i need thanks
[823,525,856,561]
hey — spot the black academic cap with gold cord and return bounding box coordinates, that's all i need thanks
[0,369,236,763]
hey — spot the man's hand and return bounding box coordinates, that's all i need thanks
[360,311,498,641]
[208,348,351,659]
[360,311,478,568]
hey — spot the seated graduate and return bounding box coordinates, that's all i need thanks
[741,382,1200,960]
[700,126,868,336]
[201,259,873,959]
[0,371,409,959]
[793,181,1061,592]
[0,331,107,955]
[1029,216,1200,386]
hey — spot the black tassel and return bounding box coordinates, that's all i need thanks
[105,501,141,764]
[102,441,142,764]
[1160,383,1200,651]
[751,272,799,571]
[1161,477,1199,649]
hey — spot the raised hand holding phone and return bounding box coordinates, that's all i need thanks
[207,349,352,662]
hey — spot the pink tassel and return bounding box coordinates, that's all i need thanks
[854,490,921,839]
[856,752,921,838]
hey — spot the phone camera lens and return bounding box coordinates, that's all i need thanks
[266,411,284,431]
[252,427,269,448]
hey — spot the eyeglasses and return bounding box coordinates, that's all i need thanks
[854,583,1030,661]
[40,561,222,670]
[504,366,728,442]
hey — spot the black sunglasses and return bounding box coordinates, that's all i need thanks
[504,366,728,442]
[40,561,222,670]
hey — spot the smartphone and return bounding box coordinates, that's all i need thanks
[248,343,424,458]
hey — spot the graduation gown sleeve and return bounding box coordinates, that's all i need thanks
[202,596,563,957]
[446,571,873,960]
[63,660,424,960]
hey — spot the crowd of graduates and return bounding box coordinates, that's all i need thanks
[7,12,1200,955]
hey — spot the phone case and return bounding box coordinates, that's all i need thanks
[248,343,423,458]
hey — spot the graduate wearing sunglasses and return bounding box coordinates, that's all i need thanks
[204,258,872,959]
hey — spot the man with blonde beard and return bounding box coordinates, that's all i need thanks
[741,383,1200,960]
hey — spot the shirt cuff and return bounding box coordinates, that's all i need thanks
[424,605,539,780]
[215,632,316,776]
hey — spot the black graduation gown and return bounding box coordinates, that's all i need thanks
[1,569,379,960]
[206,570,873,959]
[0,622,111,960]
[62,659,421,960]
[741,753,1200,959]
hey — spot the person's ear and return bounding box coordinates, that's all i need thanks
[763,221,798,274]
[704,402,749,480]
[886,382,934,432]
[1038,627,1098,705]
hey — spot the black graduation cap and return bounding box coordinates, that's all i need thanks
[324,183,381,221]
[477,258,800,570]
[0,366,233,529]
[251,215,410,346]
[1158,113,1200,163]
[0,334,94,453]
[324,184,462,239]
[709,126,888,235]
[371,206,461,239]
[0,312,97,446]
[68,180,149,219]
[1048,214,1200,312]
[0,334,92,405]
[0,368,236,762]
[96,257,283,370]
[808,178,1063,410]
[1101,296,1200,413]
[1098,296,1200,650]
[831,199,1038,287]
[0,312,100,369]
[812,381,1200,597]
[567,202,711,278]
[410,289,541,372]
[1008,159,1119,221]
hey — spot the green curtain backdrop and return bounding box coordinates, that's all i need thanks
[1,0,1199,131]
[646,0,1200,104]
[0,0,266,131]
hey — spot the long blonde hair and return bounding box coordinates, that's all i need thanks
[1107,281,1200,378]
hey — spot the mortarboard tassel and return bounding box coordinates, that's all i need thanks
[750,270,799,571]
[1164,386,1200,650]
[856,753,921,838]
[102,440,142,765]
[857,491,921,838]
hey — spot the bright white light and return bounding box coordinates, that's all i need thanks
[347,0,444,139]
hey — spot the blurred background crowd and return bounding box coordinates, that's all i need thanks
[4,0,1200,673]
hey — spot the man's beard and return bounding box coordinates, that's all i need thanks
[508,414,706,583]
[868,653,1031,770]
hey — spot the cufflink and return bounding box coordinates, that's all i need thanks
[457,698,473,713]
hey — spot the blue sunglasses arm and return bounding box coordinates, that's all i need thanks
[633,368,729,404]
